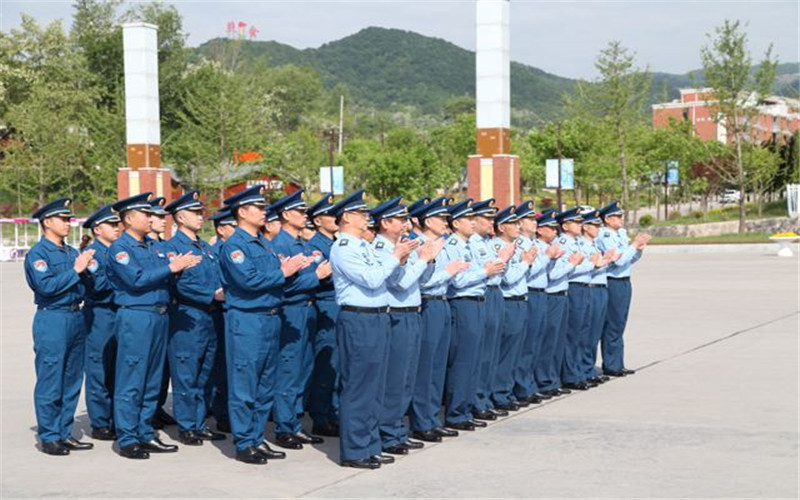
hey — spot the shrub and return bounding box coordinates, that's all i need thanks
[638,214,654,227]
[668,211,682,220]
[690,210,704,220]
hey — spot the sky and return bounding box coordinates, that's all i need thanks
[1,0,797,79]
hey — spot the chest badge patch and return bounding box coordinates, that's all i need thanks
[230,250,245,264]
[87,259,99,273]
[115,252,130,265]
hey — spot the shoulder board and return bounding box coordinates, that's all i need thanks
[338,239,349,247]
[375,242,384,249]
[559,237,567,244]
[448,239,457,245]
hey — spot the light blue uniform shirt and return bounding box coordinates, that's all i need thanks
[373,234,429,307]
[330,231,400,307]
[595,227,642,279]
[470,234,501,287]
[521,236,550,290]
[544,234,578,294]
[558,234,594,284]
[491,237,529,297]
[442,233,488,298]
[417,233,452,296]
[586,237,608,285]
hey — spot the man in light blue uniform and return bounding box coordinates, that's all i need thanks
[218,185,307,464]
[269,190,329,450]
[82,204,121,442]
[306,193,341,437]
[441,200,505,431]
[330,190,416,469]
[536,210,584,397]
[406,196,431,240]
[206,207,237,433]
[164,191,227,446]
[372,197,443,455]
[25,198,95,456]
[490,206,536,410]
[561,207,605,391]
[512,202,548,404]
[596,201,650,376]
[578,207,615,385]
[408,197,468,442]
[108,193,201,459]
[470,199,515,421]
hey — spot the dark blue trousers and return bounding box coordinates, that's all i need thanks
[207,309,228,423]
[83,306,117,430]
[492,298,527,405]
[33,309,86,443]
[337,309,390,462]
[583,287,608,379]
[475,287,503,411]
[516,290,547,398]
[274,302,316,435]
[562,284,592,384]
[410,298,451,432]
[602,278,632,372]
[444,299,485,425]
[114,308,168,448]
[168,305,217,432]
[380,311,421,449]
[309,298,340,428]
[536,293,568,393]
[225,308,279,451]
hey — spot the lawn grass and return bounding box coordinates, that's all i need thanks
[649,232,778,245]
[648,200,787,227]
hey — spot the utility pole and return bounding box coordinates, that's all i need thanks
[556,123,563,211]
[325,129,337,193]
[664,162,669,221]
[338,95,344,154]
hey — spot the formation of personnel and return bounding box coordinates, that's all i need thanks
[24,186,651,466]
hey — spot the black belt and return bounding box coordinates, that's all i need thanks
[504,295,527,302]
[449,296,485,302]
[341,305,389,314]
[38,302,82,312]
[176,299,219,313]
[90,303,119,312]
[120,304,169,314]
[527,287,546,293]
[230,306,280,315]
[546,291,567,297]
[608,277,630,281]
[487,285,500,290]
[421,295,448,301]
[286,298,316,306]
[585,284,607,288]
[389,306,421,313]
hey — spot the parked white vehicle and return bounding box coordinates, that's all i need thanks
[720,189,741,204]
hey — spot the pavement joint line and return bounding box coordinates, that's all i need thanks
[299,310,799,497]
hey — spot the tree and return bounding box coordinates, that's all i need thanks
[700,19,778,232]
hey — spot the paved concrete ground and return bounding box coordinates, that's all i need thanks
[1,252,798,498]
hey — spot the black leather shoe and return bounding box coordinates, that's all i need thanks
[341,458,380,469]
[216,419,231,433]
[515,399,531,407]
[140,437,178,453]
[119,444,149,460]
[152,408,177,428]
[472,409,497,421]
[537,391,554,399]
[557,388,572,395]
[433,426,459,437]
[274,433,303,450]
[91,426,116,441]
[294,429,324,444]
[603,369,626,377]
[63,437,94,450]
[410,430,442,442]
[563,382,590,391]
[622,368,636,375]
[312,422,340,437]
[446,421,475,431]
[383,445,408,455]
[495,402,520,412]
[586,379,599,388]
[587,376,605,385]
[370,454,395,464]
[195,428,226,441]
[402,439,424,450]
[257,441,286,459]
[489,408,509,417]
[41,441,69,456]
[178,430,203,446]
[521,395,542,404]
[236,446,267,465]
[470,419,487,428]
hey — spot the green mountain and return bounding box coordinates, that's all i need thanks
[193,27,799,124]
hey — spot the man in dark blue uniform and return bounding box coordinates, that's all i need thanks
[25,198,95,456]
[206,207,237,433]
[306,193,341,437]
[269,190,330,450]
[218,185,310,464]
[108,193,201,459]
[164,191,227,446]
[82,203,121,442]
